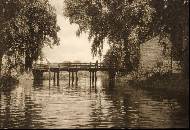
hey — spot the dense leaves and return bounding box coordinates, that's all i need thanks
[103,44,124,69]
[150,0,189,60]
[64,0,155,72]
[0,0,60,75]
[64,0,189,75]
[150,0,189,77]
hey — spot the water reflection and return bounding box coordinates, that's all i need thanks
[0,84,45,129]
[100,79,189,128]
[0,72,189,128]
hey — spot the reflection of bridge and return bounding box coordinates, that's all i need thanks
[32,62,127,86]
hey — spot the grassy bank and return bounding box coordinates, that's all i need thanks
[126,72,189,101]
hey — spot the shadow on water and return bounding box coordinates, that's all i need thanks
[0,84,45,129]
[88,77,189,128]
[33,79,43,87]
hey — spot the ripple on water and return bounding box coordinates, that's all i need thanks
[0,74,189,128]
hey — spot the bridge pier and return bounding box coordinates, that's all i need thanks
[49,69,51,86]
[92,71,94,84]
[33,62,124,87]
[72,71,75,85]
[95,71,97,87]
[90,71,92,87]
[69,71,71,86]
[53,72,56,85]
[89,70,97,87]
[75,71,78,86]
[57,71,60,86]
[68,70,78,86]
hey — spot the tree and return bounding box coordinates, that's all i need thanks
[103,44,123,69]
[150,0,189,78]
[64,0,189,77]
[0,0,60,76]
[64,0,155,72]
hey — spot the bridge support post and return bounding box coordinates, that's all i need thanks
[75,71,78,86]
[69,71,71,86]
[92,71,94,85]
[49,69,51,86]
[57,71,60,86]
[53,72,56,85]
[72,71,74,86]
[95,71,97,87]
[90,71,92,87]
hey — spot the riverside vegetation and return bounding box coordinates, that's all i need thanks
[0,0,189,96]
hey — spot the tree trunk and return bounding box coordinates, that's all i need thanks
[183,44,189,79]
[123,38,140,72]
[182,15,189,79]
[123,39,132,71]
[25,54,33,71]
[0,53,3,76]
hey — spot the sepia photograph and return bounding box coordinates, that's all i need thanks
[0,0,189,129]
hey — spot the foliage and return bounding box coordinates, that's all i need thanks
[150,0,189,78]
[0,0,60,75]
[64,0,189,76]
[103,44,123,68]
[64,0,155,72]
[150,0,189,61]
[129,63,171,86]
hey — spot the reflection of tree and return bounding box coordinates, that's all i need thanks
[87,78,128,128]
[102,78,189,128]
[33,79,43,87]
[23,96,43,129]
[88,96,104,128]
[142,88,189,128]
[97,79,141,128]
[0,89,45,129]
[1,91,11,128]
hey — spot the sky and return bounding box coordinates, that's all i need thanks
[43,0,109,63]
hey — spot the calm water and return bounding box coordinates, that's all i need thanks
[0,72,189,129]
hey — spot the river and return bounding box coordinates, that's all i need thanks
[0,72,189,128]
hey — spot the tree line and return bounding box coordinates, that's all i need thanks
[0,0,189,79]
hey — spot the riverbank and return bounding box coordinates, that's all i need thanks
[123,72,189,103]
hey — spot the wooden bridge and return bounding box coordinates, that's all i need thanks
[32,62,127,86]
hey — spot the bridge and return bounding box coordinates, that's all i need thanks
[32,62,127,86]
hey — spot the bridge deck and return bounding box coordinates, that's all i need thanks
[32,63,127,72]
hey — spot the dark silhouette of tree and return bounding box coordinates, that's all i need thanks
[150,0,189,78]
[64,0,189,77]
[64,0,154,72]
[0,0,60,76]
[103,44,123,69]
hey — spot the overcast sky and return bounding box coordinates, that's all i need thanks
[43,0,109,63]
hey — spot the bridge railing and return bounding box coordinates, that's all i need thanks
[33,64,49,69]
[58,63,101,69]
[33,63,117,70]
